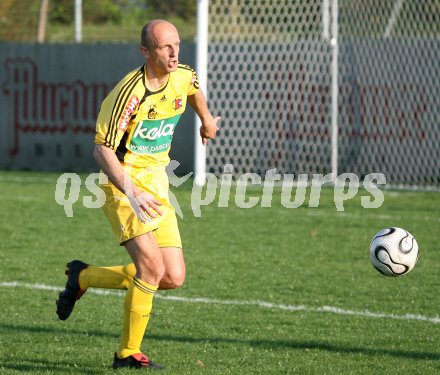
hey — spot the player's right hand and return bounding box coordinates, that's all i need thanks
[200,116,221,145]
[128,191,164,223]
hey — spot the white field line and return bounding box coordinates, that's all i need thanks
[303,210,440,223]
[1,281,439,325]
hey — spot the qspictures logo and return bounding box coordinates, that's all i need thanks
[2,57,113,155]
[54,161,387,219]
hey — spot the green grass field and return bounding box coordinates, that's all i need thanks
[0,170,439,374]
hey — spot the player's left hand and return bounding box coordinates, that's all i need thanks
[200,116,221,145]
[127,190,164,223]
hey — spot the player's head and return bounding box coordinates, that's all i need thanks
[140,20,180,74]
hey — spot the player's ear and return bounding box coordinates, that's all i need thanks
[140,45,149,59]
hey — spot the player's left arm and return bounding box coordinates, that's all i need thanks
[188,90,221,145]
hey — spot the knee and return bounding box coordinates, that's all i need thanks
[161,269,186,290]
[170,271,186,289]
[137,258,166,285]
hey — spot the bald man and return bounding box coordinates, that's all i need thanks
[56,20,220,369]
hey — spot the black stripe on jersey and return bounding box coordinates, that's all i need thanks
[177,64,194,72]
[105,67,144,149]
[178,64,199,90]
[178,64,200,89]
[115,131,130,162]
[108,67,144,148]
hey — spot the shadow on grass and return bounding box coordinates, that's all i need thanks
[0,359,106,375]
[149,333,440,362]
[0,322,119,339]
[1,322,438,373]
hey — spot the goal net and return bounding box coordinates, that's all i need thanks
[205,0,439,188]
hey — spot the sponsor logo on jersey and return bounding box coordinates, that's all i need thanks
[118,95,139,131]
[133,119,175,140]
[130,114,181,154]
[148,105,157,119]
[173,97,182,110]
[159,95,167,102]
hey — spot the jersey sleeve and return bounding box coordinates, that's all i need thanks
[95,68,143,150]
[187,68,200,96]
[178,64,200,96]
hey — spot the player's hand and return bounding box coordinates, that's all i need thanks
[200,116,221,145]
[128,191,164,223]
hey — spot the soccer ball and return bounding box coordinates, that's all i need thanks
[370,227,419,277]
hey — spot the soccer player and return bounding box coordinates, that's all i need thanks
[56,19,220,369]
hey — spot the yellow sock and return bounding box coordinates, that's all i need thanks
[78,263,136,290]
[117,277,158,358]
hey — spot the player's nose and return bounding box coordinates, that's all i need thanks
[170,45,178,57]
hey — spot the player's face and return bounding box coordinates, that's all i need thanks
[145,24,180,74]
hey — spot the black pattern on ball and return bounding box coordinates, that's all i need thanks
[373,245,409,276]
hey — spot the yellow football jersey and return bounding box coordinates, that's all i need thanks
[95,64,199,169]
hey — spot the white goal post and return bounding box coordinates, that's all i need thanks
[194,0,209,186]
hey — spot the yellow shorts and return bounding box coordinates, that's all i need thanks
[100,167,182,247]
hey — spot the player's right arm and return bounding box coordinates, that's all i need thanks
[94,67,163,220]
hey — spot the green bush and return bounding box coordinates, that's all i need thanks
[50,0,124,25]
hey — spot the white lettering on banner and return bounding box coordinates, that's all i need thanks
[2,57,114,156]
[133,120,176,140]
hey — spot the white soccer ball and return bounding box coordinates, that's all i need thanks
[370,227,419,277]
